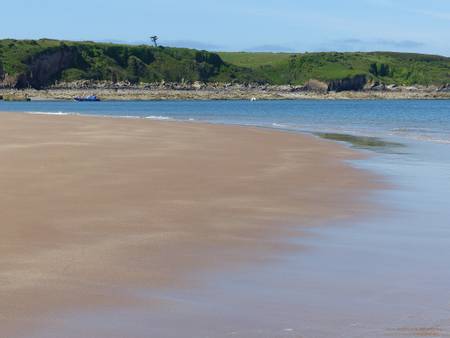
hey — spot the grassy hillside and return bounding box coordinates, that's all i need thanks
[0,39,260,88]
[217,52,292,68]
[220,51,450,86]
[1,39,450,89]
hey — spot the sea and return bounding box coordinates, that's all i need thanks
[1,100,449,338]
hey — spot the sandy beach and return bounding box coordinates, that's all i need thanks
[0,112,378,337]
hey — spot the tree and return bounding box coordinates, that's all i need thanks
[369,63,378,76]
[379,63,390,77]
[150,36,159,47]
[369,63,390,77]
[128,56,147,77]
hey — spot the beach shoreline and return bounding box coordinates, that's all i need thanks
[0,112,381,337]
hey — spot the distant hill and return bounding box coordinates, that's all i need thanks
[1,39,450,89]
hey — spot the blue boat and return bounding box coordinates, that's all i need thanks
[74,95,100,102]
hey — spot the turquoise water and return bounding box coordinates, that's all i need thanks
[2,100,449,338]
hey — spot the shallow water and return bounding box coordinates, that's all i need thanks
[1,100,449,337]
[1,99,450,144]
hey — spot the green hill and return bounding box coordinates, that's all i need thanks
[219,51,450,86]
[0,39,259,89]
[1,39,450,89]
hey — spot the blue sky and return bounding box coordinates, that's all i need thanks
[2,0,450,55]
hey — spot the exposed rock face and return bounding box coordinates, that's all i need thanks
[0,46,77,89]
[25,46,77,89]
[303,76,367,92]
[304,79,329,93]
[0,73,24,89]
[371,83,387,91]
[327,75,367,92]
[438,84,450,92]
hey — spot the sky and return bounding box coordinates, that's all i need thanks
[2,0,450,55]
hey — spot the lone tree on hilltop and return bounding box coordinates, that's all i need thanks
[150,36,159,47]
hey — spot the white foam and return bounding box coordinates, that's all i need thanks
[390,128,450,144]
[111,115,141,119]
[145,115,173,120]
[411,135,450,144]
[391,127,438,133]
[27,111,73,116]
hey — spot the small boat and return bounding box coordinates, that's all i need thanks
[74,95,100,102]
[250,97,257,102]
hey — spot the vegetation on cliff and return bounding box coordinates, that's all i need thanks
[1,39,450,89]
[0,39,259,88]
[219,51,450,86]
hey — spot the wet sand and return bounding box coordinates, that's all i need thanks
[0,112,378,337]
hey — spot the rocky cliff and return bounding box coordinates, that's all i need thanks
[327,75,367,92]
[0,46,78,89]
[24,46,77,89]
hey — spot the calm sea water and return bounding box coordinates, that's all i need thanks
[1,100,449,338]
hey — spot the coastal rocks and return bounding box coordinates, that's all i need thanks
[363,82,440,93]
[370,83,386,91]
[0,73,26,89]
[386,84,399,91]
[304,79,329,93]
[53,79,92,89]
[261,85,306,93]
[192,81,206,90]
[16,79,449,100]
[303,75,367,93]
[364,81,398,91]
[3,85,450,101]
[0,93,30,101]
[274,85,294,92]
[438,84,450,92]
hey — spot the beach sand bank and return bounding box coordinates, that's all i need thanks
[0,112,379,336]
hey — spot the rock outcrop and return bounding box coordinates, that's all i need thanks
[438,84,450,92]
[304,79,329,93]
[327,75,367,92]
[0,46,77,89]
[24,46,77,89]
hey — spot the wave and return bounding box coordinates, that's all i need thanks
[27,111,74,116]
[272,123,290,128]
[390,127,450,144]
[404,134,450,144]
[391,127,441,134]
[145,115,173,120]
[110,115,141,119]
